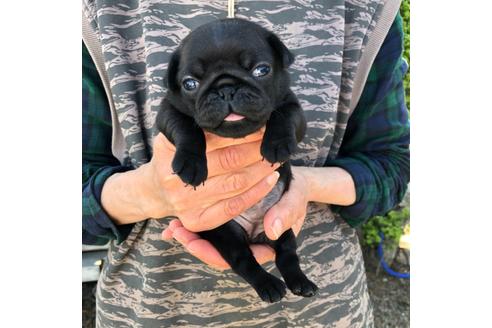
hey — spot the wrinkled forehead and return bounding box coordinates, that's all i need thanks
[180,22,273,76]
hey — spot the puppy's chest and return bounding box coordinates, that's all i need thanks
[233,180,285,242]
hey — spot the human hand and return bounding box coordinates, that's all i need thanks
[262,166,310,240]
[162,218,276,270]
[161,166,311,269]
[138,129,281,232]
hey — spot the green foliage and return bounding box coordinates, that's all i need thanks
[362,207,409,248]
[400,0,410,110]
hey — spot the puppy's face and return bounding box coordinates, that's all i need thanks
[166,19,294,138]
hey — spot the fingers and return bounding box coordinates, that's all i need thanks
[186,239,230,270]
[204,127,265,152]
[162,218,182,240]
[206,141,263,178]
[263,187,307,240]
[172,227,230,270]
[189,171,280,232]
[199,161,280,206]
[250,244,275,264]
[155,127,264,155]
[174,231,275,270]
[162,219,275,270]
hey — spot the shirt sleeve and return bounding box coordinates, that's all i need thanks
[326,14,410,227]
[82,42,135,245]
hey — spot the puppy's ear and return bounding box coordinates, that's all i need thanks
[266,33,295,68]
[166,50,180,91]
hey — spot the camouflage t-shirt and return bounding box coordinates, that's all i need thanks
[82,0,402,327]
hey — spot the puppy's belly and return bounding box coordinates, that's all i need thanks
[233,180,285,241]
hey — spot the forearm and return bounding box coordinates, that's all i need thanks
[294,166,356,206]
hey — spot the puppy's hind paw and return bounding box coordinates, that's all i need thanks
[172,150,208,187]
[252,274,287,303]
[286,274,318,297]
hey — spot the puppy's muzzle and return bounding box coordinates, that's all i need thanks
[196,69,258,106]
[215,82,245,121]
[194,71,271,134]
[217,86,236,102]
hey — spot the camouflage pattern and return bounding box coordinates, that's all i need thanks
[82,0,400,326]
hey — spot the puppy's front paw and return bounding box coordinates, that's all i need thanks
[172,150,208,187]
[260,134,297,164]
[252,274,287,303]
[285,273,318,297]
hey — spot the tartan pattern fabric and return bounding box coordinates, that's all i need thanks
[82,165,133,245]
[82,15,409,244]
[82,43,133,245]
[327,14,410,226]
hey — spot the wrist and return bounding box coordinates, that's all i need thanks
[135,161,174,219]
[130,162,157,219]
[291,166,315,202]
[292,166,356,206]
[101,164,154,225]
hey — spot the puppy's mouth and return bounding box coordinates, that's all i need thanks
[223,113,245,122]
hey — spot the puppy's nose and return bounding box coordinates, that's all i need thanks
[218,86,236,101]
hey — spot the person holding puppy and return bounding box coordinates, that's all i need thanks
[83,0,409,327]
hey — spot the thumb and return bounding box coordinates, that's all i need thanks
[263,191,298,240]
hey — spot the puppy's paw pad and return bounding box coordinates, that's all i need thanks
[261,135,297,164]
[253,275,287,303]
[287,275,318,297]
[172,151,207,187]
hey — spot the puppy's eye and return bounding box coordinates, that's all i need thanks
[182,78,199,91]
[252,64,271,78]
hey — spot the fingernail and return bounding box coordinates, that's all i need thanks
[272,217,283,240]
[266,171,280,186]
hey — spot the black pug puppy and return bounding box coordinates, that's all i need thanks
[157,18,318,302]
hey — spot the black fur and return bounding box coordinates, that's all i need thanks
[157,18,317,302]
